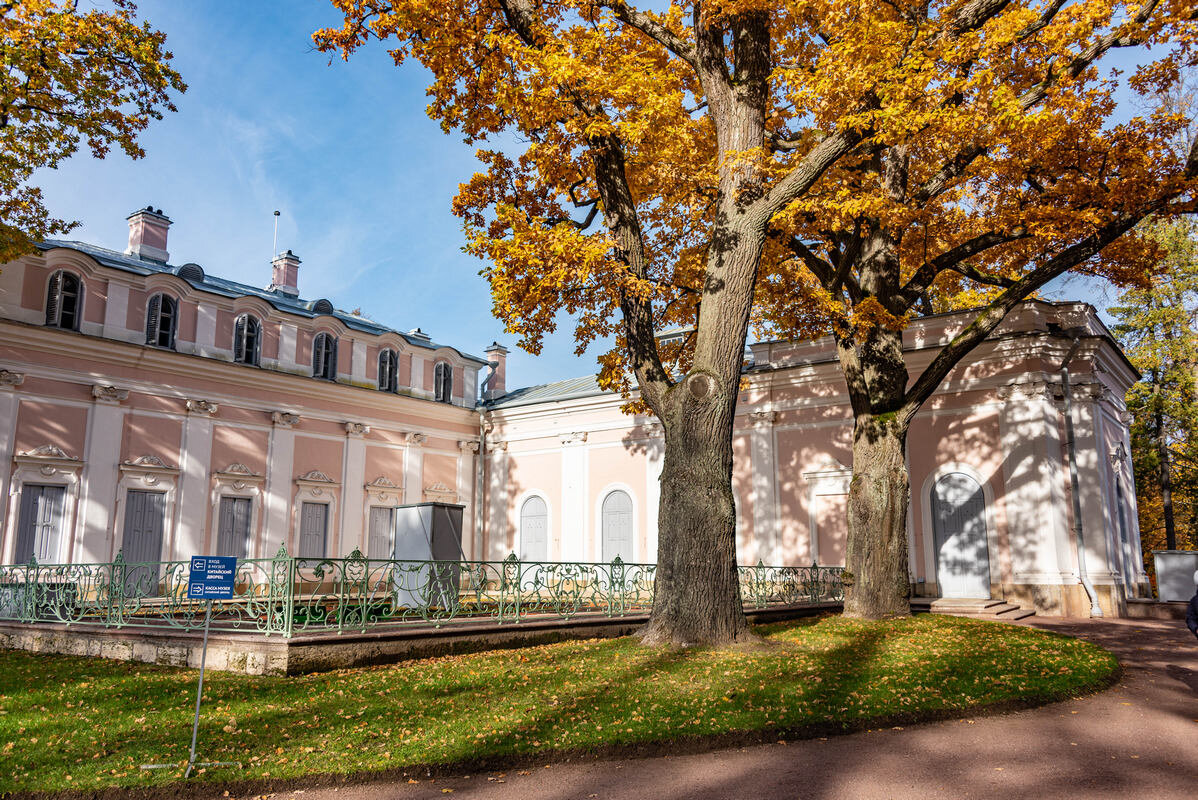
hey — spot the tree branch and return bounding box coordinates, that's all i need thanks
[593,0,698,72]
[901,229,1027,301]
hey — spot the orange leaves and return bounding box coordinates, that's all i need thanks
[0,0,185,261]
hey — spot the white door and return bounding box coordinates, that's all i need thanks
[932,473,991,599]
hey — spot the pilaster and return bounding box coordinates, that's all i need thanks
[262,412,298,554]
[559,432,588,561]
[172,399,216,558]
[403,432,426,505]
[79,385,128,561]
[458,441,480,559]
[0,371,24,556]
[748,410,779,564]
[341,422,369,554]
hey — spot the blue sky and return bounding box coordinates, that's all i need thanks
[35,2,1121,392]
[35,1,587,390]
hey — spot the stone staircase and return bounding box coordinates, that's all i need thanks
[910,597,1036,621]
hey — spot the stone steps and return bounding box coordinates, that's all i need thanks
[910,597,1036,621]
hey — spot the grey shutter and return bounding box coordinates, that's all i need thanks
[519,496,548,561]
[15,486,66,564]
[601,490,634,562]
[121,490,165,596]
[368,507,393,559]
[45,272,61,326]
[329,338,338,378]
[299,502,328,559]
[312,334,325,377]
[234,316,246,362]
[145,295,161,344]
[217,497,251,559]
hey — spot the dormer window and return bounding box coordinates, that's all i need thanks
[45,270,82,330]
[312,332,338,380]
[434,361,453,403]
[145,294,177,349]
[234,314,261,366]
[378,349,398,393]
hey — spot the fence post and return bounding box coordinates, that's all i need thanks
[108,551,126,627]
[266,544,292,637]
[498,553,520,623]
[608,556,624,616]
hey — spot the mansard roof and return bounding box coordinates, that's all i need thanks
[36,239,487,365]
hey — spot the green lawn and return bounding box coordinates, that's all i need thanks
[0,615,1117,794]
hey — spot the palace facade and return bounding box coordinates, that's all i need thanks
[0,207,1148,616]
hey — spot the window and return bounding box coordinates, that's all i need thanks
[121,489,167,596]
[378,349,399,393]
[45,271,82,330]
[233,314,261,366]
[298,502,329,559]
[312,332,338,380]
[601,490,634,562]
[434,361,453,403]
[145,294,178,349]
[519,496,548,562]
[15,485,66,563]
[368,507,394,559]
[216,496,252,560]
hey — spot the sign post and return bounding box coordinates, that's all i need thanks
[143,556,239,777]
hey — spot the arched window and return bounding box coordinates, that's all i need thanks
[601,490,634,562]
[312,332,338,380]
[931,472,990,599]
[45,270,82,330]
[145,294,177,349]
[519,496,548,562]
[378,349,399,393]
[434,361,453,403]
[233,314,261,366]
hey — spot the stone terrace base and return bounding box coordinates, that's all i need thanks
[0,603,840,676]
[1124,598,1187,621]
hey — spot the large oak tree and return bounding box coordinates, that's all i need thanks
[318,0,1197,642]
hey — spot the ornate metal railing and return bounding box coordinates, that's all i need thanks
[0,548,843,638]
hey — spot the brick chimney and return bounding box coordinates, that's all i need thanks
[125,206,171,263]
[270,249,301,297]
[482,342,509,401]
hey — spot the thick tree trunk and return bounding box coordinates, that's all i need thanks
[640,400,750,646]
[842,416,913,618]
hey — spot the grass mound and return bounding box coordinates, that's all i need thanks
[0,615,1117,794]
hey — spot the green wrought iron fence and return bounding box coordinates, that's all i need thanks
[0,548,843,638]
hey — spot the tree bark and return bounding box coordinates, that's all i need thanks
[640,384,751,646]
[842,415,913,618]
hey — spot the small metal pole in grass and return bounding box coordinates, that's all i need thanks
[141,556,241,777]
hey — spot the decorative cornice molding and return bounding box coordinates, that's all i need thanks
[489,440,508,452]
[345,421,371,437]
[121,454,176,470]
[0,369,24,388]
[272,411,300,428]
[748,410,778,426]
[17,444,76,461]
[185,399,219,416]
[423,481,457,502]
[119,454,180,485]
[559,431,588,446]
[365,475,401,503]
[296,470,336,484]
[14,444,83,477]
[1110,443,1128,467]
[404,432,427,446]
[91,384,129,404]
[458,440,480,453]
[997,380,1061,402]
[212,463,264,490]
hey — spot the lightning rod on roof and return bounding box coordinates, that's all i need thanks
[272,210,280,261]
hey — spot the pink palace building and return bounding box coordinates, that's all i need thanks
[0,207,1148,617]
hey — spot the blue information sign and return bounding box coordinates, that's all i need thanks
[187,556,237,600]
